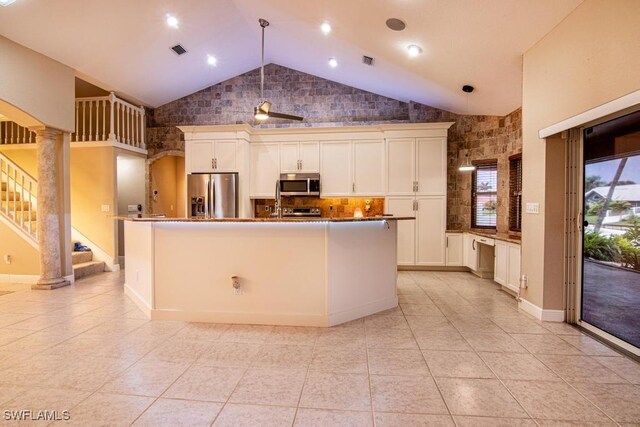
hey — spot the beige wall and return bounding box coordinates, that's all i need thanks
[116,153,146,256]
[151,156,186,218]
[522,0,640,309]
[70,147,117,261]
[0,222,40,275]
[0,36,75,131]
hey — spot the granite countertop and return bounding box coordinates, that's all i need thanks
[115,215,415,223]
[447,229,522,244]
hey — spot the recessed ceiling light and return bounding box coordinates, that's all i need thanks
[207,55,217,66]
[0,0,18,6]
[328,58,338,68]
[166,14,179,28]
[320,22,332,34]
[407,44,422,57]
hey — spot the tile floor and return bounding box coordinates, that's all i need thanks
[0,271,638,426]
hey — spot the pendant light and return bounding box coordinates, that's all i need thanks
[458,85,476,172]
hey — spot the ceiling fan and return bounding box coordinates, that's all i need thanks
[253,18,303,122]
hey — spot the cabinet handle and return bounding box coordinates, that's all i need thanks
[415,181,419,192]
[472,239,476,250]
[215,158,218,169]
[211,158,215,169]
[446,236,449,248]
[352,182,355,193]
[299,160,302,170]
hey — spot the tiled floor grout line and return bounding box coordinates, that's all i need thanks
[364,318,377,426]
[291,333,320,427]
[401,273,459,425]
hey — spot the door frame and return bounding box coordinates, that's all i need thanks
[571,107,640,357]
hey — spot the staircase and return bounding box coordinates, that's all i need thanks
[71,246,105,280]
[1,152,105,281]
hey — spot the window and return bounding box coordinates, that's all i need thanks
[509,154,523,231]
[471,161,498,228]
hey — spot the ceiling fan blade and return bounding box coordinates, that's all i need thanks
[268,111,304,121]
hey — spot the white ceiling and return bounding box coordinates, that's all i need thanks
[0,0,582,115]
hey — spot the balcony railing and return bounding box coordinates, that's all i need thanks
[0,121,36,145]
[72,92,146,149]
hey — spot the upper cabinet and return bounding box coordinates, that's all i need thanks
[387,137,446,196]
[250,143,280,198]
[320,139,385,197]
[281,142,319,173]
[320,141,352,196]
[190,140,238,172]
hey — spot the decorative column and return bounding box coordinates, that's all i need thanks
[33,127,70,290]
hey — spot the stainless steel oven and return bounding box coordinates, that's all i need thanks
[278,173,320,196]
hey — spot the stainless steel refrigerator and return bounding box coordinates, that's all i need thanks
[187,173,238,218]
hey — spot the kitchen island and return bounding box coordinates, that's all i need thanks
[122,217,411,327]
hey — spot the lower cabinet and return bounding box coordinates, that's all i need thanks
[445,233,463,266]
[463,233,478,271]
[494,240,521,292]
[385,196,446,266]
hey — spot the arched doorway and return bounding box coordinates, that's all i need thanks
[147,151,186,218]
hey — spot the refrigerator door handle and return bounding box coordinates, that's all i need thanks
[209,175,215,218]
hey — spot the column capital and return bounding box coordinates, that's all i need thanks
[30,126,63,140]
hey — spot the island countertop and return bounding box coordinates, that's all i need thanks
[115,216,415,223]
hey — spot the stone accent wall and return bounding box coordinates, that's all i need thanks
[147,63,521,231]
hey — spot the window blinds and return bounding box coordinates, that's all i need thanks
[472,162,498,228]
[509,156,523,231]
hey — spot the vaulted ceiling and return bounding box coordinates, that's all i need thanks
[0,0,582,115]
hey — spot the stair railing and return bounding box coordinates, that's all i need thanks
[0,152,38,244]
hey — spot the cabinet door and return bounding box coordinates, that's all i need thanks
[353,140,385,196]
[507,244,521,292]
[386,138,415,195]
[320,141,352,196]
[191,141,215,172]
[280,143,299,173]
[385,197,416,265]
[213,140,237,171]
[494,241,508,285]
[464,233,478,271]
[446,233,464,266]
[298,142,319,172]
[416,137,446,195]
[250,143,280,197]
[416,197,446,266]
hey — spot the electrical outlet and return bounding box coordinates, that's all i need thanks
[521,274,528,288]
[3,254,11,265]
[101,204,111,213]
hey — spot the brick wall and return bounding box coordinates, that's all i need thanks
[147,63,521,231]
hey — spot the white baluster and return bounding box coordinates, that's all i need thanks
[140,106,146,149]
[75,101,79,142]
[88,101,93,141]
[102,99,106,140]
[108,92,116,142]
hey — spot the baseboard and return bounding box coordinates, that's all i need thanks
[124,283,152,318]
[149,308,329,327]
[328,295,398,326]
[64,273,75,285]
[398,265,470,271]
[0,274,38,284]
[518,298,565,322]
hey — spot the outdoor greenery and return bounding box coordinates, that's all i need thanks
[587,199,631,216]
[483,200,497,212]
[584,216,640,271]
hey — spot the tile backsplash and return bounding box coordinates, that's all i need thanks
[254,197,385,218]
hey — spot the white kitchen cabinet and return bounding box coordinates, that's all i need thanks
[385,197,416,265]
[464,233,478,271]
[250,143,280,198]
[281,142,319,173]
[190,140,237,172]
[416,137,446,195]
[507,243,521,292]
[416,197,446,265]
[320,141,352,196]
[353,140,385,196]
[387,138,415,195]
[494,240,508,285]
[386,137,446,196]
[446,233,464,266]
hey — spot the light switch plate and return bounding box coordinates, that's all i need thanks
[101,204,110,213]
[525,202,540,214]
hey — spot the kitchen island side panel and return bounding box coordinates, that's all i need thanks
[123,221,155,316]
[152,222,328,325]
[326,220,398,325]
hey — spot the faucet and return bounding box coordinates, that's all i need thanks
[273,179,282,218]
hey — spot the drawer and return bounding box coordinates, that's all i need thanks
[474,236,495,246]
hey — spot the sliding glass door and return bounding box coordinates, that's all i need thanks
[580,110,640,353]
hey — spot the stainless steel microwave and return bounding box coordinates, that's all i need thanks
[279,173,320,196]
